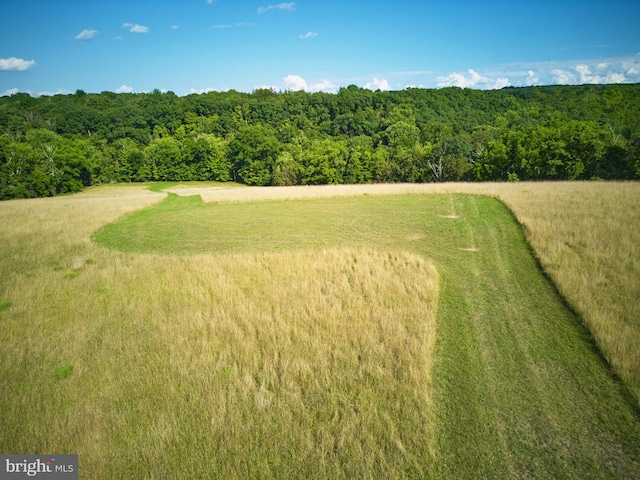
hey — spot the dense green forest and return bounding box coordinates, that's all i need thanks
[1,83,639,199]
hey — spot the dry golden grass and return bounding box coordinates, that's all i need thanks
[0,185,439,478]
[165,182,470,202]
[171,181,640,402]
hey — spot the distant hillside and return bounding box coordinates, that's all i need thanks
[1,84,639,198]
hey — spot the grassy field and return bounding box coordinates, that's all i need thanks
[167,181,640,403]
[1,182,639,478]
[0,187,440,478]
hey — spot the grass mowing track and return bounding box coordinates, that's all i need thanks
[94,191,640,479]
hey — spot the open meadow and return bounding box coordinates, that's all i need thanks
[1,182,639,478]
[167,181,640,404]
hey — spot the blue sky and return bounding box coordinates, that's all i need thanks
[1,0,639,96]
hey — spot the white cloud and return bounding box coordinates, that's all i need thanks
[309,79,338,93]
[0,57,36,71]
[574,63,629,84]
[282,75,337,93]
[206,0,214,3]
[605,72,627,83]
[436,69,510,89]
[503,55,640,86]
[364,77,391,91]
[75,29,98,41]
[1,88,19,97]
[299,31,317,39]
[283,74,307,91]
[116,85,134,93]
[189,87,216,94]
[552,65,623,85]
[492,77,512,89]
[551,68,577,85]
[258,2,295,14]
[123,23,149,33]
[114,36,122,40]
[437,69,480,88]
[171,25,179,30]
[525,70,539,86]
[576,64,594,83]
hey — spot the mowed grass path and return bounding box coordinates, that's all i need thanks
[95,192,640,478]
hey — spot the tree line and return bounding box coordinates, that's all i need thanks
[1,83,639,199]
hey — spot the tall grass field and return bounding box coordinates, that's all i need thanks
[1,182,639,478]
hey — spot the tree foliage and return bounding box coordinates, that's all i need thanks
[1,83,639,198]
